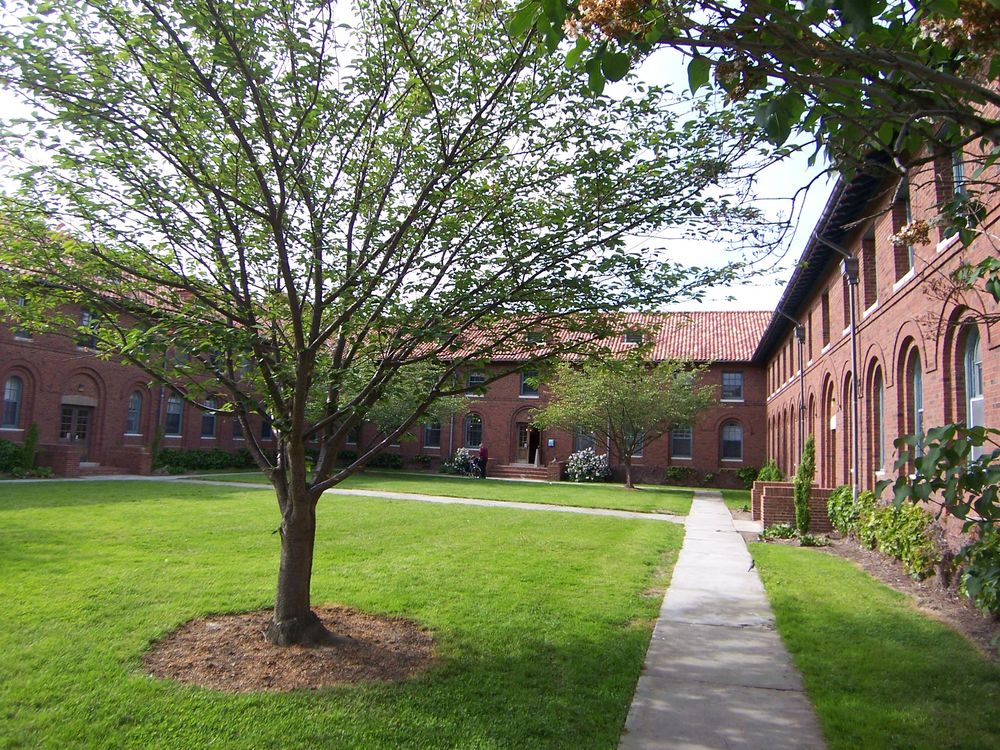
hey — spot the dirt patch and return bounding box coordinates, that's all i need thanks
[821,538,998,659]
[143,605,436,693]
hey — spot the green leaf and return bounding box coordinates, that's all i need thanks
[687,55,711,94]
[508,2,538,37]
[601,51,631,83]
[585,56,606,95]
[565,36,589,68]
[836,0,875,34]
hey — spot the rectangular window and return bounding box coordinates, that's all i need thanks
[861,228,877,309]
[200,397,217,438]
[165,396,183,436]
[77,309,97,348]
[820,292,830,346]
[466,372,486,394]
[232,417,243,439]
[423,420,441,448]
[842,275,851,329]
[261,418,273,440]
[721,372,743,401]
[344,425,358,445]
[574,429,597,453]
[125,391,142,434]
[13,297,30,340]
[952,151,966,196]
[624,331,643,345]
[893,178,914,279]
[721,422,743,460]
[520,370,539,397]
[671,426,692,459]
[629,431,644,458]
[525,331,544,345]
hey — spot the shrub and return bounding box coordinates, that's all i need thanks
[369,452,403,469]
[793,435,815,534]
[960,527,1000,617]
[19,422,39,472]
[736,466,760,489]
[154,448,256,472]
[0,439,21,473]
[412,454,432,469]
[854,491,940,579]
[756,459,785,483]
[441,447,477,476]
[762,523,797,539]
[663,465,695,485]
[701,472,715,485]
[799,533,831,547]
[826,484,857,535]
[565,448,611,482]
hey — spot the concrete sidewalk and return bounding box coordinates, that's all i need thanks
[620,491,825,750]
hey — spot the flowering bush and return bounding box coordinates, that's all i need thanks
[565,448,611,483]
[441,447,478,476]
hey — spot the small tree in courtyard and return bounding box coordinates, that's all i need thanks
[0,0,771,645]
[533,354,717,488]
[794,435,815,535]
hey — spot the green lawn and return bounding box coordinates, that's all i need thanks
[750,544,1000,749]
[193,470,694,515]
[720,488,751,510]
[0,481,681,749]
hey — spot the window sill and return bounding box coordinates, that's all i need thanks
[13,336,32,342]
[892,267,915,292]
[936,233,959,254]
[200,436,216,440]
[519,394,539,399]
[422,446,440,451]
[0,427,24,432]
[123,433,142,437]
[863,301,879,318]
[721,458,743,463]
[821,344,831,354]
[720,398,744,404]
[164,434,182,439]
[670,455,692,461]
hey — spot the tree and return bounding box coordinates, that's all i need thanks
[0,0,769,645]
[515,0,1000,173]
[532,354,717,488]
[793,434,815,534]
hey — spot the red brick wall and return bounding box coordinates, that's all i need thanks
[763,149,1000,495]
[760,484,833,533]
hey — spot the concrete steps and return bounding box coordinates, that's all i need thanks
[488,463,548,480]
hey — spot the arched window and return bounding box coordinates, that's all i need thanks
[720,421,743,461]
[2,376,23,429]
[201,397,218,438]
[965,327,984,458]
[872,369,885,475]
[911,351,924,453]
[464,414,482,448]
[165,396,183,436]
[126,391,142,434]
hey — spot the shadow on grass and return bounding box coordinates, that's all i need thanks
[0,481,267,511]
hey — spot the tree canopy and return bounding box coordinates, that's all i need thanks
[533,355,717,487]
[0,0,770,644]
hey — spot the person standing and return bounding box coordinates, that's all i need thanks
[478,445,489,479]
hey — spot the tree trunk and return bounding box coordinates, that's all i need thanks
[265,494,334,646]
[624,458,634,489]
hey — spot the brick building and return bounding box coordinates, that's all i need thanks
[757,141,999,494]
[0,315,276,475]
[1,308,768,481]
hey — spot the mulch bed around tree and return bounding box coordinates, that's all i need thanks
[143,605,436,693]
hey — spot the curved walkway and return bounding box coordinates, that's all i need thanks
[619,491,824,749]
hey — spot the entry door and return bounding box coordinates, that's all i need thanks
[61,406,93,461]
[516,423,530,463]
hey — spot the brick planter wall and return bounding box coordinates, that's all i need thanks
[37,443,82,477]
[759,484,833,533]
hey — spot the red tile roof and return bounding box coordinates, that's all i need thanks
[442,311,771,364]
[606,311,772,362]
